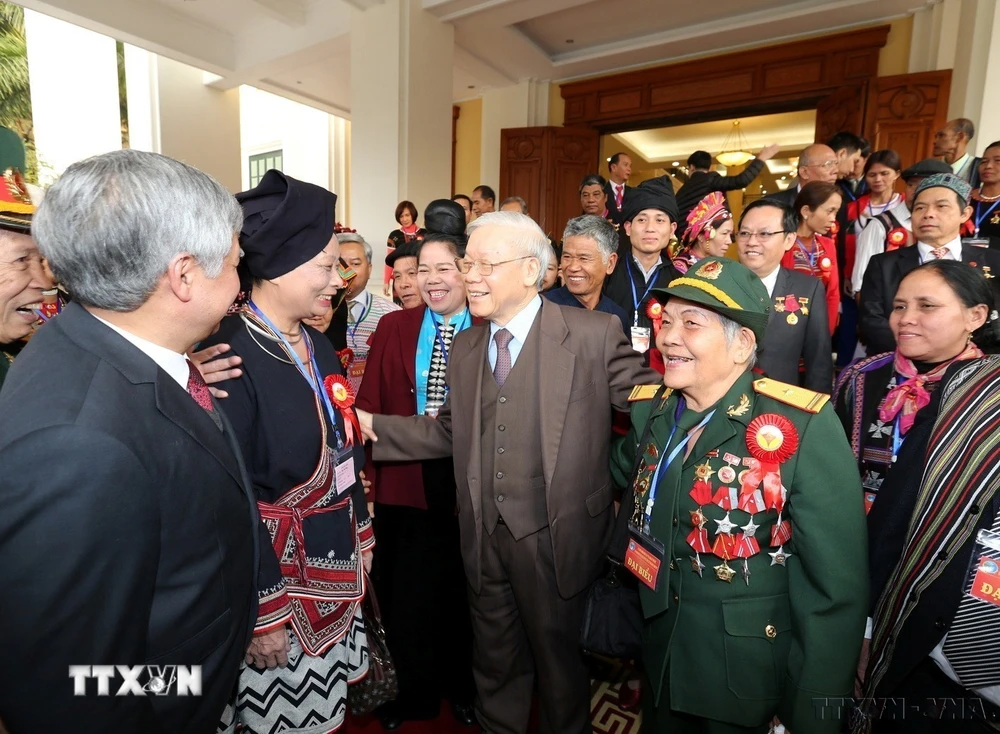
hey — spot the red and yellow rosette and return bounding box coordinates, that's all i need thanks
[828,220,840,236]
[887,227,908,251]
[744,414,798,511]
[337,348,354,372]
[646,299,664,334]
[324,374,361,446]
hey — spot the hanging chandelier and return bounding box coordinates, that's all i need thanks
[716,120,754,167]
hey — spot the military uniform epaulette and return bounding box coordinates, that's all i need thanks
[753,378,829,413]
[628,384,668,402]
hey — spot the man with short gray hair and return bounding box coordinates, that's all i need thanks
[357,210,657,734]
[499,196,528,215]
[0,149,259,733]
[336,232,400,392]
[544,215,628,333]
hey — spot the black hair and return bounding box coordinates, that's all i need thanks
[794,181,841,216]
[423,198,467,237]
[473,185,495,203]
[738,198,798,235]
[687,151,712,170]
[451,193,472,208]
[579,173,607,193]
[863,149,901,176]
[858,137,872,159]
[826,131,864,155]
[394,200,418,224]
[984,140,1000,155]
[903,260,1000,350]
[418,231,466,260]
[608,152,629,171]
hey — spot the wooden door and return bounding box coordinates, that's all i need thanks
[815,84,867,143]
[863,70,952,169]
[499,126,599,237]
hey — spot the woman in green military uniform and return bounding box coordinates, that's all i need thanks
[611,257,869,733]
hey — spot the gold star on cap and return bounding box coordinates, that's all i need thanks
[694,461,716,481]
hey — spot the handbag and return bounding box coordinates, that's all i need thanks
[580,385,666,660]
[348,576,399,715]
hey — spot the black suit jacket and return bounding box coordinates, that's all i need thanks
[765,186,799,211]
[603,181,632,224]
[758,268,833,393]
[859,244,1000,354]
[0,303,259,734]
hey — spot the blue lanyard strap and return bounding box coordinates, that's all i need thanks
[794,238,819,270]
[248,302,344,448]
[627,259,660,326]
[347,294,371,343]
[974,200,1000,235]
[891,415,903,463]
[642,400,716,531]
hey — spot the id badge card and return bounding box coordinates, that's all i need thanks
[625,524,666,590]
[963,237,991,249]
[631,326,651,353]
[963,529,1000,608]
[334,445,356,496]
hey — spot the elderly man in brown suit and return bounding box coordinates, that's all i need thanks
[357,210,657,734]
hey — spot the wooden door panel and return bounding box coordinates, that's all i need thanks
[864,70,951,167]
[815,84,866,143]
[500,128,545,224]
[549,126,599,239]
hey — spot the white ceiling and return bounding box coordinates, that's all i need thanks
[16,0,938,117]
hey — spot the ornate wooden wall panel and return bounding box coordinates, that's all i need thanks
[815,84,867,142]
[560,26,889,130]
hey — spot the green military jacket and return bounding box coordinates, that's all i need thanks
[611,370,868,732]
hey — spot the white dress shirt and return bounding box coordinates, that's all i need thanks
[348,289,372,323]
[758,267,781,297]
[916,236,962,264]
[851,204,912,294]
[952,153,974,182]
[633,255,662,284]
[488,295,542,371]
[95,316,190,389]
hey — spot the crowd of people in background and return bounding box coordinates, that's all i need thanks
[2,115,1000,734]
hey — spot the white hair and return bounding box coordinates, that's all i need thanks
[33,149,242,311]
[466,211,552,289]
[337,232,372,263]
[717,312,758,370]
[562,215,618,265]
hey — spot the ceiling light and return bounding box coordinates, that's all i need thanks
[606,157,612,162]
[672,161,680,167]
[716,120,754,167]
[780,175,786,180]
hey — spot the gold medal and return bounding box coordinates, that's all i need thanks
[786,313,798,325]
[714,559,736,583]
[694,461,716,481]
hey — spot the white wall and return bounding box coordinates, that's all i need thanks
[479,79,549,193]
[239,86,332,193]
[24,10,121,184]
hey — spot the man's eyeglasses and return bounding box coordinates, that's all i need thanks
[735,230,787,243]
[806,159,839,170]
[455,256,531,276]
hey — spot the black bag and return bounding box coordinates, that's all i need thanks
[580,385,666,660]
[348,577,399,715]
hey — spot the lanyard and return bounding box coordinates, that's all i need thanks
[432,310,470,362]
[890,415,903,463]
[794,237,819,271]
[627,259,660,327]
[642,400,716,531]
[867,196,896,218]
[347,294,371,343]
[974,200,1000,236]
[840,180,858,203]
[249,302,344,448]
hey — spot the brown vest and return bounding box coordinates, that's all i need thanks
[480,318,546,538]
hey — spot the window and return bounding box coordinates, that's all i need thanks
[248,150,283,188]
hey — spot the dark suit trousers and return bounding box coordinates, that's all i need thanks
[471,523,590,734]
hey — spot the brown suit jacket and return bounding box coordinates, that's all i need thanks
[372,298,658,598]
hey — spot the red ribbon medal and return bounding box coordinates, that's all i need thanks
[337,347,354,371]
[887,227,908,251]
[745,414,798,512]
[646,299,664,334]
[782,295,800,314]
[324,374,361,446]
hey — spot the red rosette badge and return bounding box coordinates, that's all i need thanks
[324,374,361,445]
[745,414,798,511]
[646,299,664,334]
[887,227,908,251]
[337,348,354,371]
[827,220,840,236]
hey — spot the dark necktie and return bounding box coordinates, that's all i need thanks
[493,328,513,388]
[186,359,222,430]
[940,510,1000,688]
[426,323,454,411]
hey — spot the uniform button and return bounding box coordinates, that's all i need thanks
[937,551,949,562]
[498,448,505,454]
[934,618,947,630]
[970,505,981,515]
[496,471,504,479]
[497,494,505,502]
[499,396,507,404]
[764,625,777,639]
[498,425,506,432]
[669,560,676,571]
[672,593,679,604]
[672,517,678,527]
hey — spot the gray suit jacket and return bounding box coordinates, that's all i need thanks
[758,268,833,394]
[372,299,658,598]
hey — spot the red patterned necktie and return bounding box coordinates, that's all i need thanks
[931,247,950,259]
[493,328,513,388]
[615,184,623,209]
[186,359,215,413]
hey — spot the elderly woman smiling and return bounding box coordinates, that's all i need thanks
[610,257,868,733]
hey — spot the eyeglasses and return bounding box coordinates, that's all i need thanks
[806,159,839,170]
[455,256,532,276]
[735,230,787,242]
